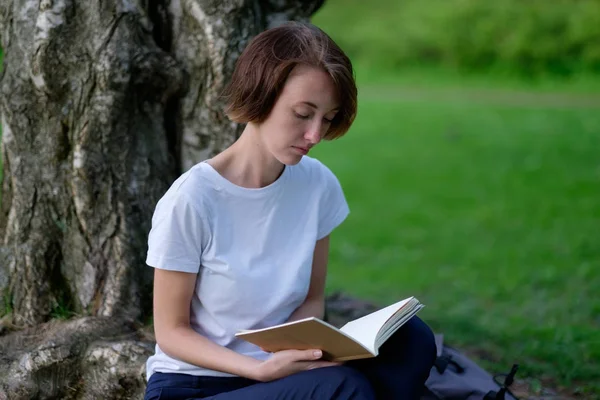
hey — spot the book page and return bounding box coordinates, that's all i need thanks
[339,297,414,354]
[375,303,424,348]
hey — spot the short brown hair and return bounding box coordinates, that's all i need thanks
[221,22,357,140]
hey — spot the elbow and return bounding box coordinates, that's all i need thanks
[154,325,170,353]
[154,322,188,356]
[155,330,168,352]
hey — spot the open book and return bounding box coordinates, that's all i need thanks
[235,296,424,361]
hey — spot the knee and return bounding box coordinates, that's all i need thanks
[315,366,375,399]
[408,317,437,371]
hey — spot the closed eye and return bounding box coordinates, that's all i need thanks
[294,112,310,120]
[294,111,334,123]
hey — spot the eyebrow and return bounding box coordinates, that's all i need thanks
[299,101,340,112]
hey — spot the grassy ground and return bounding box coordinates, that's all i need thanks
[310,75,600,396]
[310,3,600,396]
[309,0,600,79]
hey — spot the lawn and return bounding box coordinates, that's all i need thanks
[310,81,600,395]
[309,2,600,395]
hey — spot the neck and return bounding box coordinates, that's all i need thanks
[209,123,285,189]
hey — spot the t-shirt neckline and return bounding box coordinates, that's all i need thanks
[200,161,289,197]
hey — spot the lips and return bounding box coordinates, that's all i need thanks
[292,146,309,155]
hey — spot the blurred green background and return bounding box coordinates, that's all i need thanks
[1,0,600,396]
[310,0,600,397]
[314,0,600,79]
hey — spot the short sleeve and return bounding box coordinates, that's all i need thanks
[317,165,350,240]
[146,192,204,273]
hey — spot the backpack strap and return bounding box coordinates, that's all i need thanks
[486,364,520,400]
[484,391,500,400]
[434,354,465,374]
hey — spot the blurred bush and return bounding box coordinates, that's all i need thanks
[314,0,600,77]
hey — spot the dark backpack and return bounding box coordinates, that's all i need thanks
[422,335,520,400]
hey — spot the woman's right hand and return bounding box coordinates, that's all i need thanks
[253,349,341,382]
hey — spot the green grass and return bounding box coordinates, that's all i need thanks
[312,82,600,394]
[311,0,600,78]
[311,2,600,394]
[351,63,600,95]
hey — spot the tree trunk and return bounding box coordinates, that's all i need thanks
[170,0,325,171]
[0,0,187,328]
[0,293,376,400]
[0,0,324,329]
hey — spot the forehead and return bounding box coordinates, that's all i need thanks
[279,64,339,109]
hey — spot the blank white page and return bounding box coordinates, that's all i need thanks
[339,297,414,354]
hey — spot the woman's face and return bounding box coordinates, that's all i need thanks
[256,64,340,165]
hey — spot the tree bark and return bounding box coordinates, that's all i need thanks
[0,0,187,328]
[0,293,376,400]
[0,0,324,329]
[170,0,325,171]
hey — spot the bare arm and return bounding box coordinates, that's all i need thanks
[286,235,330,322]
[153,267,337,382]
[152,268,261,379]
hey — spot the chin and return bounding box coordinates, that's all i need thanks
[278,153,304,166]
[283,157,303,166]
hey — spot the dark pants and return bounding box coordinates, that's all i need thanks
[144,316,436,400]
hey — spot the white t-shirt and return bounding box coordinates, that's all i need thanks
[144,156,349,380]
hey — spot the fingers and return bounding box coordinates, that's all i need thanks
[288,349,324,361]
[310,349,323,359]
[315,361,341,368]
[294,349,342,369]
[306,360,342,370]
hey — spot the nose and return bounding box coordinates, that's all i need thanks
[305,121,323,145]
